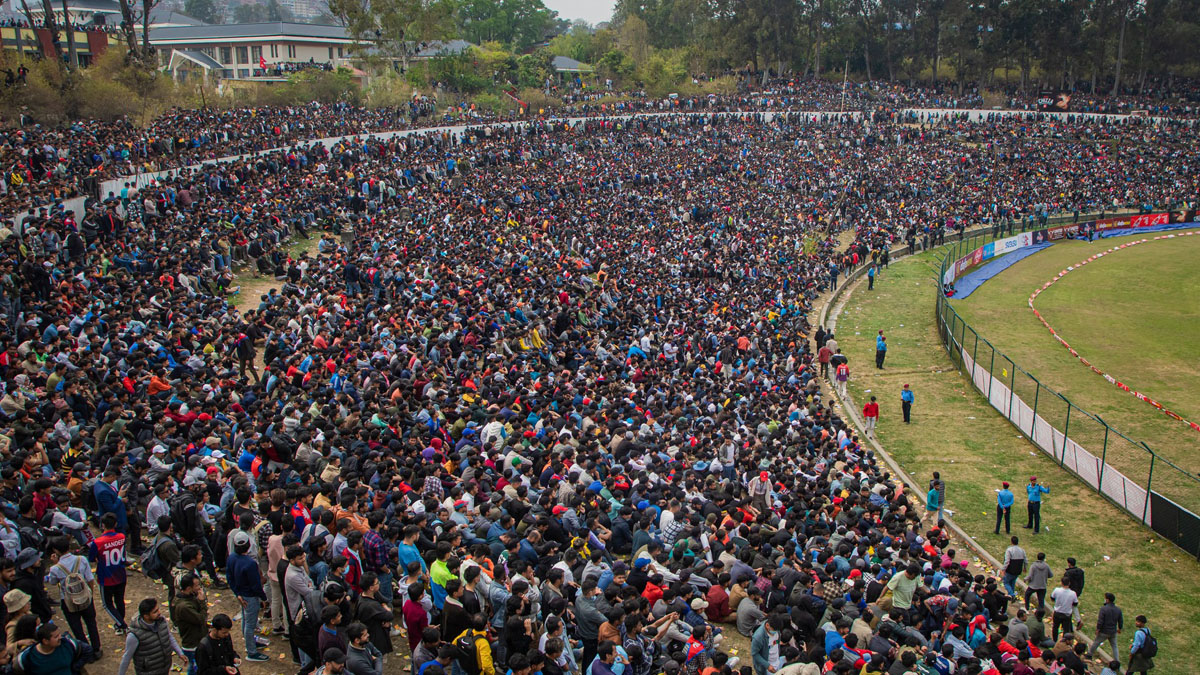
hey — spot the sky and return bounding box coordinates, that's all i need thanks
[544,0,616,26]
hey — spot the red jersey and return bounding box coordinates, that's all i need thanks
[89,530,127,586]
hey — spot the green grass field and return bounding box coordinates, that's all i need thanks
[834,253,1200,675]
[951,234,1200,514]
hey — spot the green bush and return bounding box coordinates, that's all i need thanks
[364,70,418,108]
[72,77,139,121]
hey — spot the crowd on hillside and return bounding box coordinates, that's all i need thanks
[5,77,1200,206]
[0,88,1188,675]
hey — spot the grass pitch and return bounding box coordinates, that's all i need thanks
[835,251,1200,675]
[951,234,1200,513]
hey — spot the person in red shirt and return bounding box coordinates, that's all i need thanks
[862,396,880,436]
[704,573,733,623]
[642,574,664,606]
[31,479,55,521]
[402,583,429,652]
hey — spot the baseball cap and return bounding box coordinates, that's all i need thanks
[552,505,567,516]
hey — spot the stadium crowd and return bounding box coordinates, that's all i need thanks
[5,77,1199,204]
[0,83,1190,675]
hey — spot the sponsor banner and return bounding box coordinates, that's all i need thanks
[1037,91,1072,112]
[1026,229,1200,433]
[1169,208,1200,224]
[1090,212,1169,231]
[1031,223,1084,243]
[944,231,1038,285]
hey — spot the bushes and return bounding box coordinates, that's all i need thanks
[0,49,182,125]
[285,68,361,105]
[364,71,418,108]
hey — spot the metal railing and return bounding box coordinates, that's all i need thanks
[935,224,1200,559]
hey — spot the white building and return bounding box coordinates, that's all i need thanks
[150,21,358,81]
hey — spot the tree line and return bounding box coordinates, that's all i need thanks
[608,0,1200,95]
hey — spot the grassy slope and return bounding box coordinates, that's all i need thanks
[836,253,1199,675]
[951,235,1200,513]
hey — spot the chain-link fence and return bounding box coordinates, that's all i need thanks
[936,226,1200,560]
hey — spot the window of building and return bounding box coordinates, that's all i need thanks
[328,46,334,60]
[337,47,343,58]
[236,46,248,64]
[220,47,232,64]
[251,46,262,63]
[288,44,296,58]
[270,44,277,58]
[238,68,250,78]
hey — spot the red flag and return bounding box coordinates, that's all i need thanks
[259,55,267,70]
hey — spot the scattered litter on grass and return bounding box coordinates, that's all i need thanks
[1102,556,1111,561]
[967,416,976,419]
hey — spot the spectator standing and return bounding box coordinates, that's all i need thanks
[89,512,128,635]
[225,531,270,662]
[316,647,348,675]
[173,573,208,674]
[834,362,850,397]
[344,622,383,675]
[862,397,879,436]
[44,536,101,657]
[1127,615,1154,675]
[929,472,946,521]
[195,613,242,675]
[117,598,185,675]
[1062,557,1086,629]
[1025,552,1052,611]
[1001,536,1026,597]
[1049,577,1079,643]
[1088,592,1123,666]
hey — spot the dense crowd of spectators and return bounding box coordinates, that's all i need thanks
[0,82,1188,675]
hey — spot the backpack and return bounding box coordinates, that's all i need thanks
[1139,629,1158,658]
[81,477,100,516]
[18,526,45,553]
[453,632,482,675]
[140,535,173,580]
[56,557,93,612]
[170,491,196,538]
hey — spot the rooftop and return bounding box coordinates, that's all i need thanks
[149,21,352,43]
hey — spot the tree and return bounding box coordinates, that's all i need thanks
[516,49,553,87]
[232,3,270,22]
[327,0,455,71]
[60,0,77,68]
[113,0,159,66]
[29,0,65,66]
[183,0,223,24]
[456,0,560,52]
